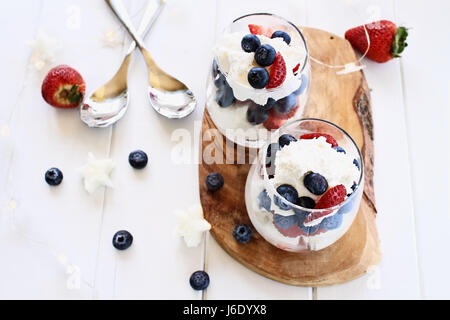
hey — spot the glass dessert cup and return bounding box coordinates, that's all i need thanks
[206,13,311,149]
[245,119,364,252]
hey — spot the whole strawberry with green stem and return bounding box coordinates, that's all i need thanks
[345,20,408,63]
[41,65,86,108]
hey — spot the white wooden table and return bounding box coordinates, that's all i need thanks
[0,0,448,299]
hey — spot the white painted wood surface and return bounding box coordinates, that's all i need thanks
[0,0,448,299]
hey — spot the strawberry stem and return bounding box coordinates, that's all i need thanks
[68,85,82,104]
[391,26,408,58]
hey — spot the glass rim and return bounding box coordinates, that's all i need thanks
[261,117,364,213]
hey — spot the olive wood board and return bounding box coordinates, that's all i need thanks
[199,27,381,286]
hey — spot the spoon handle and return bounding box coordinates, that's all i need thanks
[106,0,149,49]
[126,0,165,55]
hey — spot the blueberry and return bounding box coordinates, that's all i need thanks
[320,213,343,230]
[248,67,269,89]
[293,74,309,95]
[271,30,291,44]
[338,198,354,215]
[216,85,235,107]
[260,98,276,112]
[206,172,224,191]
[128,150,148,169]
[189,271,210,290]
[274,94,297,114]
[254,44,277,66]
[304,172,328,195]
[258,189,271,212]
[274,184,298,210]
[266,142,280,166]
[247,104,269,125]
[296,196,316,209]
[353,159,360,171]
[214,72,227,88]
[212,60,219,78]
[241,34,261,52]
[233,224,252,243]
[333,146,346,154]
[273,214,298,229]
[278,134,297,148]
[45,168,63,186]
[112,230,133,250]
[351,183,357,192]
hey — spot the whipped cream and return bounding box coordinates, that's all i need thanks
[79,153,115,194]
[174,203,211,247]
[273,137,360,200]
[213,31,305,105]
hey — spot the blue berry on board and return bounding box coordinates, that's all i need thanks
[320,213,343,230]
[233,224,253,243]
[303,172,328,195]
[216,84,236,107]
[274,184,298,210]
[254,44,277,66]
[278,134,297,148]
[258,189,272,212]
[266,142,280,166]
[353,159,360,170]
[247,104,269,125]
[241,34,261,52]
[112,230,133,250]
[248,67,270,89]
[274,94,297,114]
[205,172,224,192]
[45,168,63,186]
[333,146,346,154]
[189,271,210,290]
[271,30,291,44]
[128,150,148,169]
[273,214,298,229]
[296,196,316,209]
[293,74,309,95]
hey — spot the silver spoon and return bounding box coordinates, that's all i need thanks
[106,0,197,119]
[80,0,165,127]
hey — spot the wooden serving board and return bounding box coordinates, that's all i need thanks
[199,27,381,286]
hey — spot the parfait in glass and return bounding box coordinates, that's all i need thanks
[245,119,364,252]
[206,13,310,148]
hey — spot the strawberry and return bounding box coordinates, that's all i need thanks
[272,106,298,120]
[266,52,287,89]
[248,24,273,38]
[41,65,86,108]
[292,63,300,73]
[314,185,347,209]
[345,20,408,63]
[263,109,287,130]
[300,133,338,147]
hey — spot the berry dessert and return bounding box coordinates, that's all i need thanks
[245,119,364,251]
[206,14,310,148]
[41,65,86,108]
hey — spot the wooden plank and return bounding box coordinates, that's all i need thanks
[0,0,126,299]
[93,0,217,299]
[396,0,450,299]
[204,0,311,300]
[306,0,421,299]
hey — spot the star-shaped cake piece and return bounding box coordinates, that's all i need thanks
[79,153,115,194]
[174,203,211,247]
